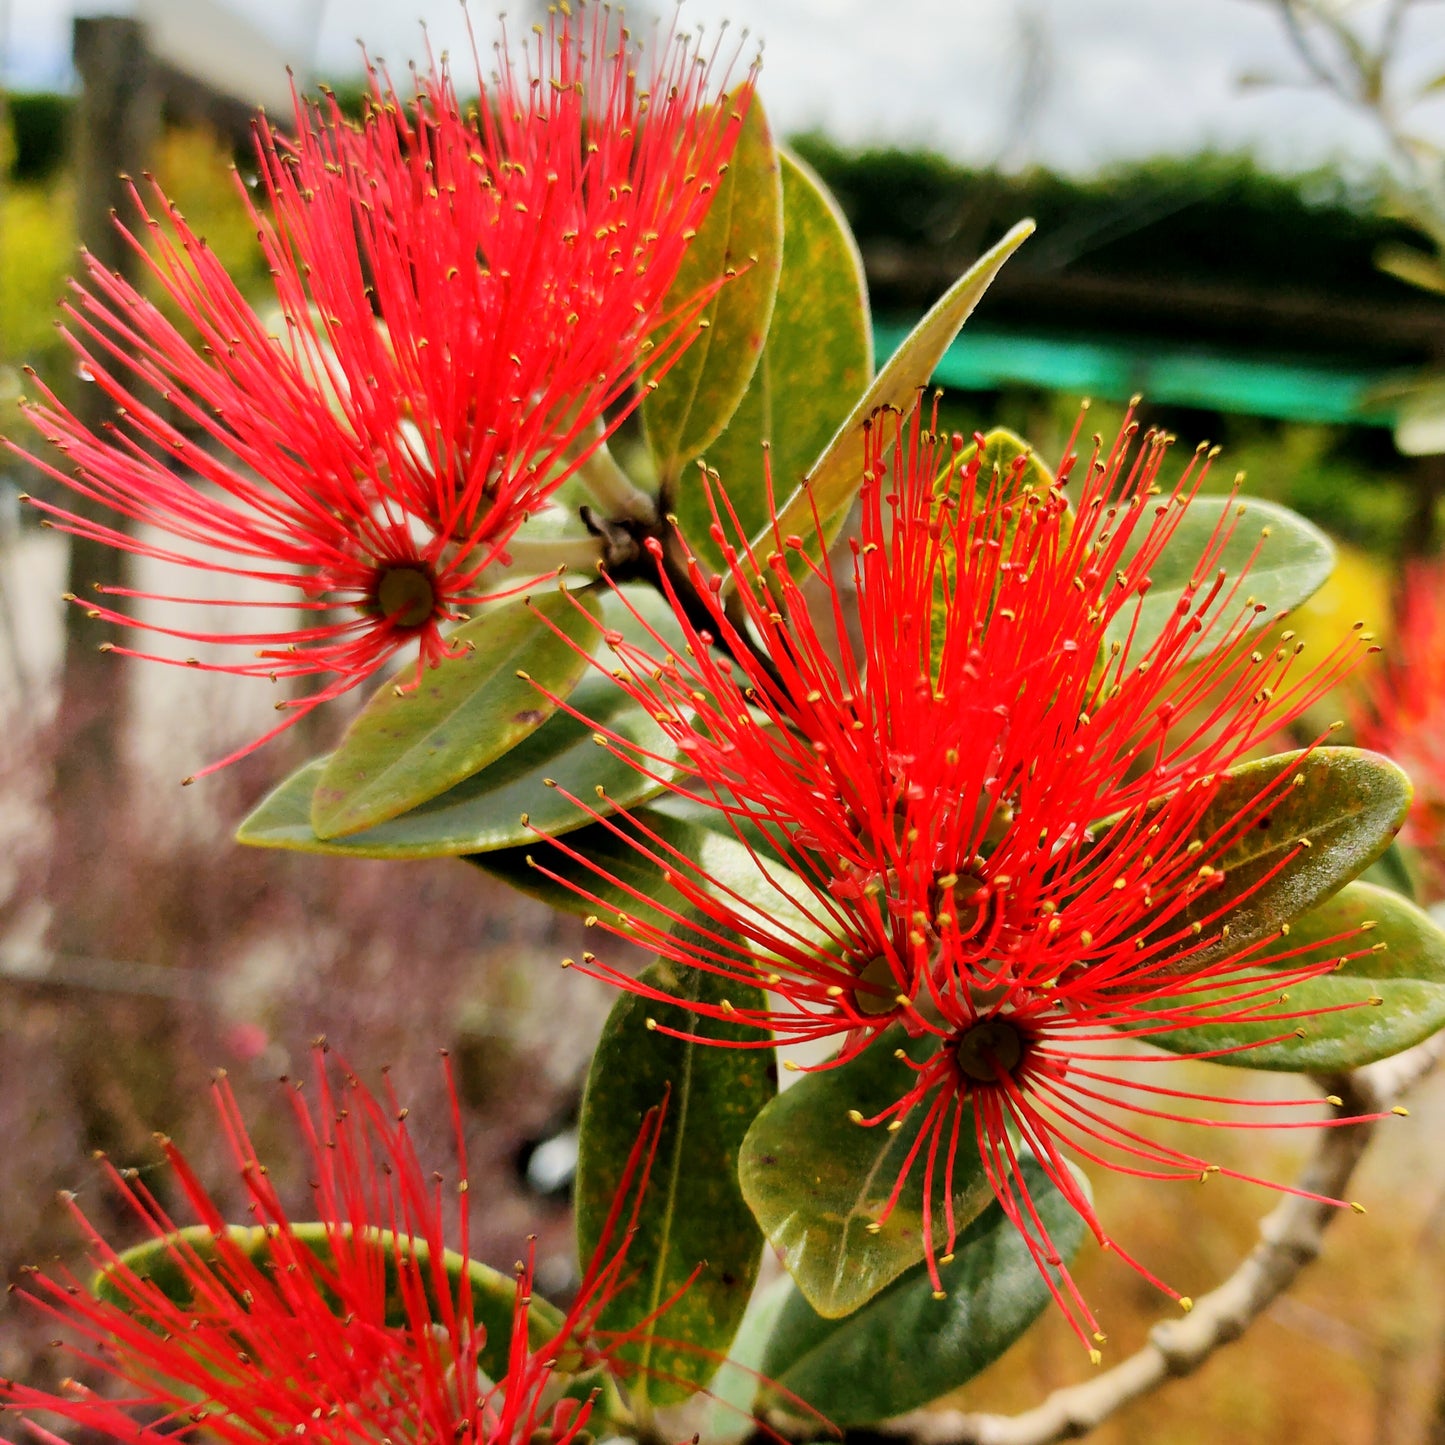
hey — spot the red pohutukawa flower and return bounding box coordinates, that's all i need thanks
[533,400,1388,1348]
[1,1049,671,1444]
[1355,558,1445,880]
[18,5,751,775]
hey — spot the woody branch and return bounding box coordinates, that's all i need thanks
[857,1034,1445,1445]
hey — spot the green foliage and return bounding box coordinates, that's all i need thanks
[310,589,602,840]
[756,1156,1088,1425]
[470,806,718,928]
[1362,840,1419,901]
[746,219,1034,585]
[5,92,72,181]
[680,148,871,575]
[932,428,1058,671]
[788,136,1421,315]
[576,958,773,1405]
[470,804,804,936]
[98,1223,564,1386]
[237,680,665,859]
[0,181,76,370]
[241,592,689,857]
[154,128,268,292]
[739,1028,993,1320]
[1252,427,1410,555]
[1148,881,1445,1070]
[642,96,783,491]
[1102,494,1335,658]
[1113,748,1411,976]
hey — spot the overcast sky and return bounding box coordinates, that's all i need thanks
[7,0,1445,176]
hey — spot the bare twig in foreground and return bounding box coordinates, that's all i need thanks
[867,1037,1445,1445]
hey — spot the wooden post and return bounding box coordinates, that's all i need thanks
[47,18,158,947]
[27,19,171,1187]
[65,17,157,652]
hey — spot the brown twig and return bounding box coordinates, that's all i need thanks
[853,1036,1445,1445]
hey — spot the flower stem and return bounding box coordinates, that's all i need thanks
[496,532,608,580]
[575,430,659,528]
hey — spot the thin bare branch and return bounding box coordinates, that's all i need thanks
[867,1035,1445,1445]
[1260,0,1445,236]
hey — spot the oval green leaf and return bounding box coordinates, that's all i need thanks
[311,589,603,839]
[237,681,667,858]
[470,807,711,927]
[1361,839,1419,900]
[678,149,871,574]
[1109,747,1411,973]
[471,805,793,934]
[757,1156,1087,1426]
[699,1277,793,1434]
[739,219,1034,588]
[1103,495,1334,660]
[241,592,683,858]
[1146,880,1445,1070]
[738,1028,993,1321]
[931,428,1058,672]
[98,1222,563,1385]
[575,957,774,1405]
[642,95,784,489]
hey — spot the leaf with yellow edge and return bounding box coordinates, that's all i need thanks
[733,219,1034,591]
[642,95,783,488]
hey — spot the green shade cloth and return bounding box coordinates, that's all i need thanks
[875,321,1399,427]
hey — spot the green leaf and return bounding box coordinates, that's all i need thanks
[739,219,1034,588]
[238,689,660,859]
[311,589,602,840]
[757,1156,1087,1426]
[470,806,775,930]
[700,1278,793,1435]
[1119,747,1411,973]
[961,428,1055,492]
[239,592,678,858]
[642,95,784,489]
[1147,880,1445,1070]
[738,1028,993,1321]
[678,149,871,574]
[98,1223,563,1385]
[1376,241,1445,297]
[576,959,774,1405]
[471,807,706,926]
[931,428,1057,672]
[1361,838,1419,900]
[1103,495,1334,659]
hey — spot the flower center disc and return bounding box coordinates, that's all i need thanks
[955,1017,1024,1082]
[375,565,437,629]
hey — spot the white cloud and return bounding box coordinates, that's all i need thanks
[6,0,1445,174]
